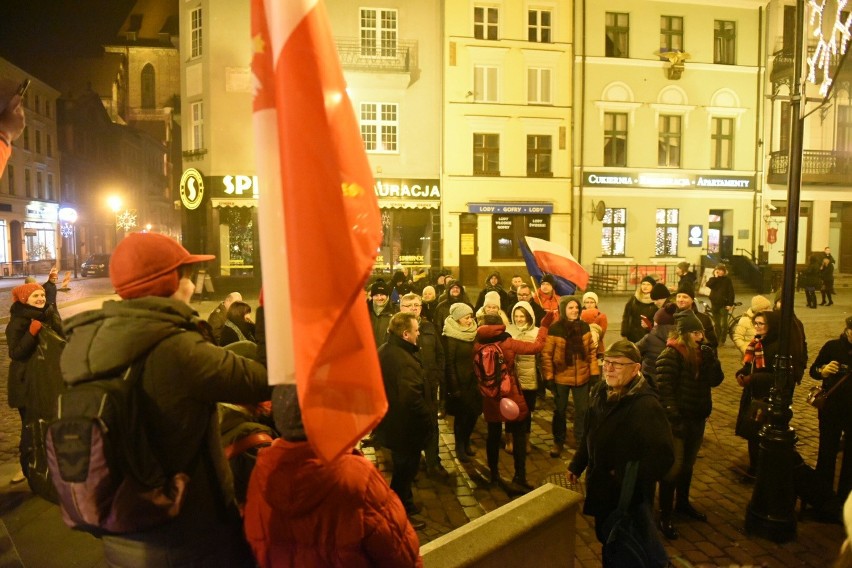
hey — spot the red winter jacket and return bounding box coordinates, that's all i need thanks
[244,439,422,568]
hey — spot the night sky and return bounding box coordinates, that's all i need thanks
[0,0,137,72]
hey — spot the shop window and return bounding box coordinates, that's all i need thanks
[527,135,552,177]
[604,113,627,167]
[360,8,398,57]
[711,117,733,169]
[528,9,551,43]
[492,214,550,260]
[660,15,683,57]
[658,115,681,168]
[655,208,678,256]
[222,208,254,274]
[25,222,56,260]
[601,207,626,256]
[360,102,398,153]
[474,5,499,40]
[714,20,736,64]
[376,208,433,272]
[527,67,551,104]
[474,65,498,102]
[473,133,500,175]
[190,7,203,58]
[606,12,629,57]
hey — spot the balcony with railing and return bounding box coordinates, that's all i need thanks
[770,46,847,86]
[768,149,852,184]
[335,38,416,74]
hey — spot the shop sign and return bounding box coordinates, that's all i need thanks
[25,202,58,221]
[585,172,754,190]
[468,203,554,214]
[399,255,425,265]
[204,174,260,200]
[688,225,703,247]
[494,215,512,230]
[374,178,440,199]
[527,216,548,229]
[180,168,205,210]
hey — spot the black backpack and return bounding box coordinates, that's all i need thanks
[46,353,190,535]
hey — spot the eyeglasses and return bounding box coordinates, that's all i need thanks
[754,321,766,327]
[603,360,635,370]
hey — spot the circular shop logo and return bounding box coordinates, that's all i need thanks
[180,168,204,210]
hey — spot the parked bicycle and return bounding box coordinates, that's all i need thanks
[699,300,745,344]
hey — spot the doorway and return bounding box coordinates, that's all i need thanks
[458,213,478,286]
[708,209,733,258]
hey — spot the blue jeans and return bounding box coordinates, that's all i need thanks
[552,383,590,447]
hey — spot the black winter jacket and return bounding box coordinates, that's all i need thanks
[417,318,445,402]
[706,275,735,309]
[656,341,724,429]
[809,332,852,417]
[375,334,431,452]
[367,299,398,346]
[6,302,63,408]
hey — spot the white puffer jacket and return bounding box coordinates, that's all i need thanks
[507,301,540,391]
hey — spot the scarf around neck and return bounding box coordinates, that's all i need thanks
[443,316,477,342]
[743,336,766,369]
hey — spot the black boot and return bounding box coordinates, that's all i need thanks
[820,292,827,305]
[658,480,679,539]
[675,477,707,521]
[510,431,533,492]
[827,293,834,306]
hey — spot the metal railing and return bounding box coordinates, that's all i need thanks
[335,38,415,73]
[589,261,683,293]
[768,150,852,184]
[0,260,57,278]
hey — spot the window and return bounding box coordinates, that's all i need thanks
[604,113,628,167]
[22,129,29,151]
[711,117,733,169]
[606,12,629,57]
[473,133,500,175]
[141,64,156,108]
[34,95,40,114]
[35,131,41,154]
[474,6,498,40]
[45,100,51,118]
[360,8,398,56]
[660,15,683,57]
[360,102,398,153]
[24,169,31,197]
[528,9,551,43]
[527,135,552,176]
[36,171,42,199]
[527,67,552,104]
[190,7,202,58]
[655,208,679,256]
[714,20,736,64]
[658,115,681,167]
[492,214,550,260]
[839,106,852,152]
[7,165,14,195]
[601,207,626,256]
[47,174,54,200]
[474,65,498,102]
[190,101,204,150]
[46,134,52,158]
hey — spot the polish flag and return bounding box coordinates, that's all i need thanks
[524,236,589,291]
[251,0,387,462]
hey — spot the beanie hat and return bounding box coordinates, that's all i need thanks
[677,262,691,273]
[447,279,462,292]
[580,307,599,324]
[12,282,44,304]
[750,295,772,314]
[110,233,214,300]
[484,291,501,307]
[675,310,704,334]
[676,280,695,299]
[582,291,599,307]
[540,274,556,287]
[272,384,307,442]
[604,339,641,363]
[49,267,58,277]
[449,302,473,321]
[640,275,657,286]
[370,279,389,296]
[653,304,676,326]
[650,283,671,301]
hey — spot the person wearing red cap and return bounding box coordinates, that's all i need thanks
[59,232,270,567]
[6,282,63,484]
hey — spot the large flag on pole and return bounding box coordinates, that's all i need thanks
[523,236,589,292]
[251,0,387,462]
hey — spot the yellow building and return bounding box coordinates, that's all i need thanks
[574,0,765,290]
[442,1,573,287]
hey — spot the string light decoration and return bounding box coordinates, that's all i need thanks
[60,223,74,238]
[808,0,852,95]
[116,209,138,231]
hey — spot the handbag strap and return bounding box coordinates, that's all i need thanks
[616,461,640,513]
[823,371,852,399]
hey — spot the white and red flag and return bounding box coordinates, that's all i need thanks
[251,0,386,462]
[524,236,590,291]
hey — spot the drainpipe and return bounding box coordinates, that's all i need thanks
[752,6,764,261]
[575,0,587,262]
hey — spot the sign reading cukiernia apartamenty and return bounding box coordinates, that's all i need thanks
[585,172,754,190]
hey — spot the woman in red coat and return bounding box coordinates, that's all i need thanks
[474,312,554,493]
[244,385,422,568]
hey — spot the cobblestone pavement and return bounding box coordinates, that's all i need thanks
[0,277,849,566]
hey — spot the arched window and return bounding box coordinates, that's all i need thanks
[141,64,155,109]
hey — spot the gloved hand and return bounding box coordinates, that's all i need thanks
[699,343,716,362]
[545,379,556,393]
[28,320,42,336]
[541,311,556,328]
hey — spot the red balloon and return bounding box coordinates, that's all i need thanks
[500,398,520,420]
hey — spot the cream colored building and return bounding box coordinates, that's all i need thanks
[574,0,765,290]
[443,1,573,287]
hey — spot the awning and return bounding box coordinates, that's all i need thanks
[378,199,440,210]
[211,198,257,208]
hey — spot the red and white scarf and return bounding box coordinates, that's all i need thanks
[743,337,766,369]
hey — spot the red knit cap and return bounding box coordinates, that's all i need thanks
[12,283,44,304]
[110,233,215,299]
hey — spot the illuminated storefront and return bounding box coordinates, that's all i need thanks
[374,178,441,275]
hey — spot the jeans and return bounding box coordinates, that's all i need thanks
[660,418,706,513]
[390,448,421,513]
[552,383,590,447]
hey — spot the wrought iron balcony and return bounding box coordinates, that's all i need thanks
[770,47,838,86]
[335,38,416,73]
[768,149,852,185]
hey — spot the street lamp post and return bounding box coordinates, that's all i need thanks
[58,207,78,278]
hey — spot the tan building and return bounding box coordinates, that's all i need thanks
[443,1,573,287]
[573,0,765,291]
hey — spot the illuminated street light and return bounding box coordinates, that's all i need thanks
[58,207,78,278]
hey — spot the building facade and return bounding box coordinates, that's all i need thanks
[442,1,573,286]
[573,0,766,290]
[0,58,62,276]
